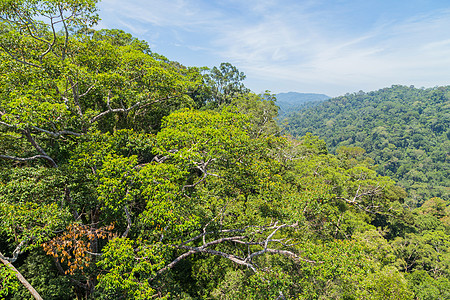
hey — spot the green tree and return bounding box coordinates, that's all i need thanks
[204,62,250,106]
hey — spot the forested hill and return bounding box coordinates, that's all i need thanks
[284,85,450,205]
[2,1,450,299]
[276,92,330,118]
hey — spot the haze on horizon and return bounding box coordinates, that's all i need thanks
[98,0,450,97]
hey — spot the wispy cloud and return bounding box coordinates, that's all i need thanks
[98,0,450,96]
[221,7,450,95]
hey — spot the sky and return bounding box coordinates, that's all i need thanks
[97,0,450,97]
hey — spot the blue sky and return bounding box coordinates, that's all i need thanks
[97,0,450,97]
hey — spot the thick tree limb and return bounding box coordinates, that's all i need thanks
[0,240,26,263]
[0,252,43,300]
[23,129,58,167]
[152,250,197,278]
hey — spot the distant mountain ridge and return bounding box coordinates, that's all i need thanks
[275,92,330,117]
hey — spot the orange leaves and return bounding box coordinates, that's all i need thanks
[43,223,115,275]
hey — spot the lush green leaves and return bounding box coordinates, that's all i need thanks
[285,85,450,204]
[1,2,448,298]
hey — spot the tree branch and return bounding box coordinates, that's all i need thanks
[0,154,55,164]
[58,5,69,60]
[67,77,84,116]
[0,44,42,69]
[38,16,57,62]
[135,95,182,114]
[121,205,132,238]
[0,120,16,128]
[0,252,43,300]
[153,221,318,280]
[0,240,26,263]
[152,249,197,279]
[90,101,141,123]
[30,126,81,137]
[337,184,385,214]
[23,129,58,167]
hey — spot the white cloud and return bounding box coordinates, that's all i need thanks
[218,7,450,95]
[97,1,450,96]
[99,0,221,29]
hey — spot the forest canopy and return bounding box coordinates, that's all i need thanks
[284,85,450,206]
[0,1,449,299]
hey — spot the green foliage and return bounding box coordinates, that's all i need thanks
[202,62,250,107]
[0,167,71,249]
[359,266,413,300]
[1,2,448,299]
[0,264,19,298]
[407,270,450,300]
[8,250,73,300]
[285,85,450,205]
[96,238,167,300]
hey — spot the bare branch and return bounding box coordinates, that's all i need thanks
[58,5,69,60]
[121,205,132,238]
[85,251,103,257]
[90,101,141,123]
[153,221,317,281]
[0,251,43,300]
[23,129,58,167]
[30,126,81,137]
[79,83,96,98]
[152,249,197,279]
[0,154,54,164]
[183,159,222,189]
[68,77,83,116]
[247,222,298,262]
[0,120,16,128]
[22,17,53,47]
[39,16,57,61]
[337,184,385,214]
[180,244,255,270]
[183,172,207,189]
[152,149,179,164]
[0,240,27,263]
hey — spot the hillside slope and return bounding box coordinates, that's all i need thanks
[276,92,330,118]
[285,85,450,205]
